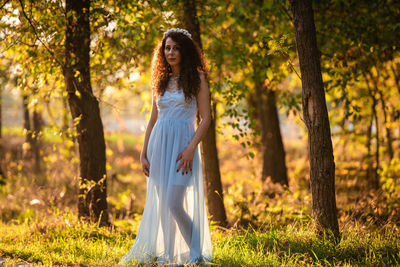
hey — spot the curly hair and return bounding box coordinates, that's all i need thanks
[151,30,209,102]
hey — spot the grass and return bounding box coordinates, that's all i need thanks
[0,210,399,266]
[1,127,400,266]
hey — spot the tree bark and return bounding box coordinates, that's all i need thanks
[391,62,400,96]
[28,87,43,174]
[289,0,339,239]
[22,93,32,147]
[0,84,2,140]
[364,72,380,189]
[365,112,373,181]
[0,84,4,185]
[32,105,42,173]
[64,0,109,226]
[254,82,288,186]
[370,69,394,161]
[182,0,228,226]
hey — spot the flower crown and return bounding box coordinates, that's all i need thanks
[163,28,192,40]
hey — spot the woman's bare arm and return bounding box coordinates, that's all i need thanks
[176,73,211,174]
[188,73,211,151]
[140,89,158,176]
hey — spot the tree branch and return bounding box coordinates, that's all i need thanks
[18,0,64,68]
[0,0,12,10]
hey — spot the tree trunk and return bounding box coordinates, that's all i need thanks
[0,84,4,185]
[22,93,32,147]
[377,91,393,160]
[369,69,394,161]
[365,112,373,181]
[364,72,380,189]
[390,63,400,157]
[289,0,339,239]
[0,84,2,140]
[254,82,288,186]
[64,0,109,227]
[32,105,42,173]
[182,0,227,226]
[391,62,400,96]
[61,90,70,133]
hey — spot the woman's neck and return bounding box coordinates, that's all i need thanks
[170,65,180,78]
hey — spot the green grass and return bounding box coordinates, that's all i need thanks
[1,128,399,266]
[0,209,399,266]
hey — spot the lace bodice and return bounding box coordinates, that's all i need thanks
[156,78,197,122]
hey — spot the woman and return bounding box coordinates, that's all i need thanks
[119,28,213,265]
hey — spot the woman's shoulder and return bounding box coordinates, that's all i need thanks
[197,71,206,82]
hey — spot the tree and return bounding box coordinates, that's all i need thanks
[64,0,109,226]
[182,0,228,227]
[313,0,400,189]
[254,81,288,186]
[200,0,290,187]
[289,0,340,239]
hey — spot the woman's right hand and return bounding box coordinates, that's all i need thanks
[141,155,150,176]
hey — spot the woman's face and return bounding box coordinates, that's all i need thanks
[164,37,181,68]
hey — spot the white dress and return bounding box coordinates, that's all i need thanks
[119,78,213,265]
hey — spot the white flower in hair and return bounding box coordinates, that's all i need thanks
[163,28,192,40]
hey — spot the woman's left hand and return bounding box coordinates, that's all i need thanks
[176,146,194,175]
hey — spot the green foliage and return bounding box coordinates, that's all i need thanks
[379,158,400,213]
[219,79,258,157]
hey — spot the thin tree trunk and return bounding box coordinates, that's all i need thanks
[32,105,42,173]
[289,0,339,239]
[369,69,394,160]
[377,90,393,160]
[0,84,2,140]
[391,62,400,96]
[64,0,109,226]
[0,84,4,185]
[254,82,288,186]
[182,0,227,226]
[22,93,32,145]
[364,72,380,189]
[390,63,400,156]
[61,90,70,133]
[365,112,373,181]
[372,96,380,189]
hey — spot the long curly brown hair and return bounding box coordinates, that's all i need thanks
[151,30,209,102]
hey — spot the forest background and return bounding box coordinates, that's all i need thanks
[0,0,399,266]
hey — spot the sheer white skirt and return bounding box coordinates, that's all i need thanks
[119,118,213,265]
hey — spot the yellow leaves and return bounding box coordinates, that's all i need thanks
[266,69,274,80]
[106,148,113,156]
[130,161,141,170]
[73,114,82,126]
[248,43,259,54]
[124,14,131,23]
[75,90,81,99]
[103,50,111,61]
[106,162,111,170]
[22,142,31,151]
[222,18,234,29]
